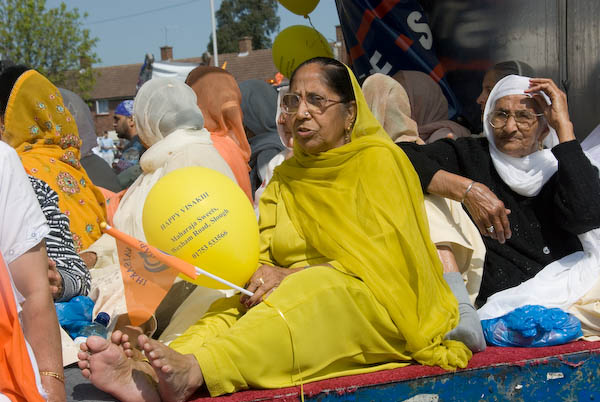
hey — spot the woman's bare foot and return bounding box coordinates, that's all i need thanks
[115,314,155,351]
[118,331,148,361]
[77,332,160,402]
[116,331,135,358]
[139,335,204,402]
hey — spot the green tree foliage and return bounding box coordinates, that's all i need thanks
[207,0,280,54]
[0,0,100,97]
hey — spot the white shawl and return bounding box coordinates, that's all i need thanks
[478,75,600,320]
[87,78,235,328]
[483,75,558,197]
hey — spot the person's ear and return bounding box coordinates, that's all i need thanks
[128,116,135,128]
[345,101,357,128]
[537,119,550,143]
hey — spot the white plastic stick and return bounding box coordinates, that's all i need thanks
[195,267,253,297]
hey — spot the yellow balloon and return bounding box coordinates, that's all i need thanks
[142,167,259,289]
[272,25,333,78]
[279,0,319,16]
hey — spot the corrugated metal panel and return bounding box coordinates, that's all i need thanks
[566,0,600,138]
[492,0,561,82]
[427,0,599,139]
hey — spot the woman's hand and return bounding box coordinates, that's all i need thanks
[80,251,97,268]
[47,258,63,300]
[426,170,511,244]
[526,78,575,143]
[463,182,512,244]
[240,264,303,308]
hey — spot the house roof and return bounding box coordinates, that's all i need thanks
[89,48,278,101]
[90,63,141,100]
[179,48,279,83]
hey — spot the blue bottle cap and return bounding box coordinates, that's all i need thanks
[94,312,110,327]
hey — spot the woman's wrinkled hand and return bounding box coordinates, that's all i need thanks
[526,78,573,138]
[463,182,512,244]
[47,258,63,299]
[240,264,302,308]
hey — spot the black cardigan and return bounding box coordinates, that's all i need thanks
[399,138,600,306]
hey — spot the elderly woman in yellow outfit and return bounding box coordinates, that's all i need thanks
[77,57,471,401]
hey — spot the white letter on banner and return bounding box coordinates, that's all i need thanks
[368,51,392,75]
[407,11,433,50]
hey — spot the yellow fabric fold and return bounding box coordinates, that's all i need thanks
[273,65,471,370]
[4,70,106,251]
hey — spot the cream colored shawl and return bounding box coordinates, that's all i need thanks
[362,73,421,144]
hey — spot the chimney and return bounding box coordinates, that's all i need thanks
[238,36,252,54]
[336,25,343,43]
[160,46,173,61]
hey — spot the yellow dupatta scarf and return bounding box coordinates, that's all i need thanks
[274,66,471,370]
[3,70,106,252]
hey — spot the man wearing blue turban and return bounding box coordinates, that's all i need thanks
[114,100,145,187]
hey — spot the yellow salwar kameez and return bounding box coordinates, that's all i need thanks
[170,64,471,397]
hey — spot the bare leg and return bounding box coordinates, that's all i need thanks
[139,334,204,402]
[437,245,460,273]
[77,331,160,402]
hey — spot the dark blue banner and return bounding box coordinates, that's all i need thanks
[335,0,461,117]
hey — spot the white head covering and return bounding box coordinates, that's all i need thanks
[483,74,559,197]
[134,78,205,148]
[275,85,292,149]
[479,76,600,321]
[362,73,420,143]
[582,124,600,166]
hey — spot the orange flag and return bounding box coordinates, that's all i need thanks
[102,223,198,326]
[115,238,178,326]
[0,252,45,402]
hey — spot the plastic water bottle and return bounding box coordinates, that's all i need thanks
[74,312,110,345]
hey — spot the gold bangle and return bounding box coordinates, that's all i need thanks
[39,371,65,383]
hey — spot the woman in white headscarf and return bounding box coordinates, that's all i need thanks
[82,78,235,338]
[399,75,600,337]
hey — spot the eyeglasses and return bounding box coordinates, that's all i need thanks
[489,110,544,129]
[282,93,345,115]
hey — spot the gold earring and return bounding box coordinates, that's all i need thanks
[538,141,543,151]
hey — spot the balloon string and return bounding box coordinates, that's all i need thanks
[306,14,314,28]
[262,297,304,402]
[305,15,333,57]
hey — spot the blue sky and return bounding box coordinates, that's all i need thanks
[46,1,340,67]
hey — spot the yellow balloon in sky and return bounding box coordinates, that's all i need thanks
[142,167,259,290]
[272,25,334,78]
[279,0,319,16]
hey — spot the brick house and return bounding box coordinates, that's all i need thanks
[89,37,282,134]
[88,26,346,134]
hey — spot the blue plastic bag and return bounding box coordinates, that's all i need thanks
[481,305,582,347]
[54,295,95,339]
